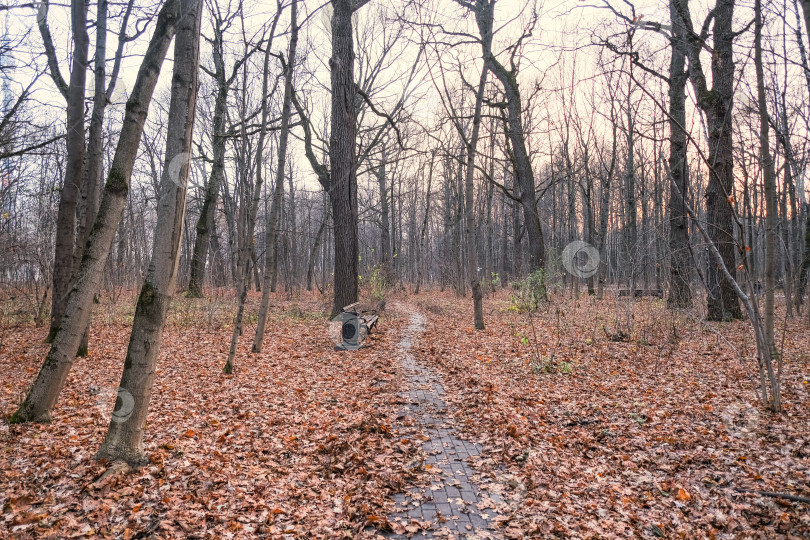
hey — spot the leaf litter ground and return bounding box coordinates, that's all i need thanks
[0,290,808,538]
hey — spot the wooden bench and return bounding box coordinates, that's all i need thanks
[618,289,664,299]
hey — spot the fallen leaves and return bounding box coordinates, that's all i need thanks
[0,292,424,538]
[411,291,810,537]
[1,290,809,537]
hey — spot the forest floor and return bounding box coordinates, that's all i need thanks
[0,287,809,539]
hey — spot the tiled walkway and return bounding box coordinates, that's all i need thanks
[385,307,502,539]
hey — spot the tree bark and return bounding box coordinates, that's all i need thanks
[799,0,810,40]
[488,59,545,273]
[460,1,491,330]
[96,0,202,464]
[415,155,434,294]
[10,0,182,424]
[307,198,329,292]
[596,101,617,299]
[673,0,742,320]
[376,148,394,284]
[254,0,298,354]
[753,0,781,411]
[667,1,693,308]
[75,0,135,356]
[188,11,230,298]
[223,8,282,373]
[329,0,362,317]
[624,88,637,292]
[46,0,89,342]
[286,162,298,289]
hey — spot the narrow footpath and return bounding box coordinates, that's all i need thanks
[385,305,503,539]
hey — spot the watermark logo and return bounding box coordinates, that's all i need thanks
[562,240,600,279]
[109,77,130,105]
[721,400,759,438]
[92,386,135,424]
[167,152,192,188]
[36,2,47,25]
[328,312,363,350]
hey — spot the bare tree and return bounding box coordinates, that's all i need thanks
[75,0,139,355]
[96,0,202,463]
[254,0,299,353]
[223,4,284,374]
[38,0,89,342]
[188,0,253,298]
[753,0,781,410]
[667,0,692,308]
[672,0,743,320]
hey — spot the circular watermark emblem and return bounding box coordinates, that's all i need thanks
[721,400,759,438]
[109,77,130,105]
[92,386,135,424]
[328,312,364,350]
[34,2,47,25]
[562,240,600,279]
[167,152,192,188]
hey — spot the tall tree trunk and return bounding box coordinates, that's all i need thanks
[376,148,394,284]
[96,0,201,463]
[415,155,434,294]
[188,13,230,298]
[47,0,90,341]
[596,110,617,299]
[488,59,546,272]
[10,0,182,424]
[254,0,298,354]
[328,0,362,317]
[462,4,491,329]
[667,1,692,308]
[674,0,742,320]
[624,91,637,292]
[76,0,111,356]
[454,148,466,295]
[287,162,298,288]
[754,0,781,411]
[75,0,134,355]
[499,166,510,283]
[800,207,810,306]
[790,0,810,312]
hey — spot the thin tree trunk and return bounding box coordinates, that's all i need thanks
[667,1,692,308]
[754,0,781,411]
[624,84,637,292]
[47,0,89,342]
[224,8,282,373]
[254,1,298,353]
[596,112,617,299]
[415,155,434,294]
[76,0,110,356]
[95,0,202,464]
[463,12,490,329]
[188,13,230,298]
[287,162,298,288]
[377,148,394,284]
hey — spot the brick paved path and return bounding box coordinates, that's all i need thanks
[385,307,503,539]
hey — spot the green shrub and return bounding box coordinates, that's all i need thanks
[510,270,547,313]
